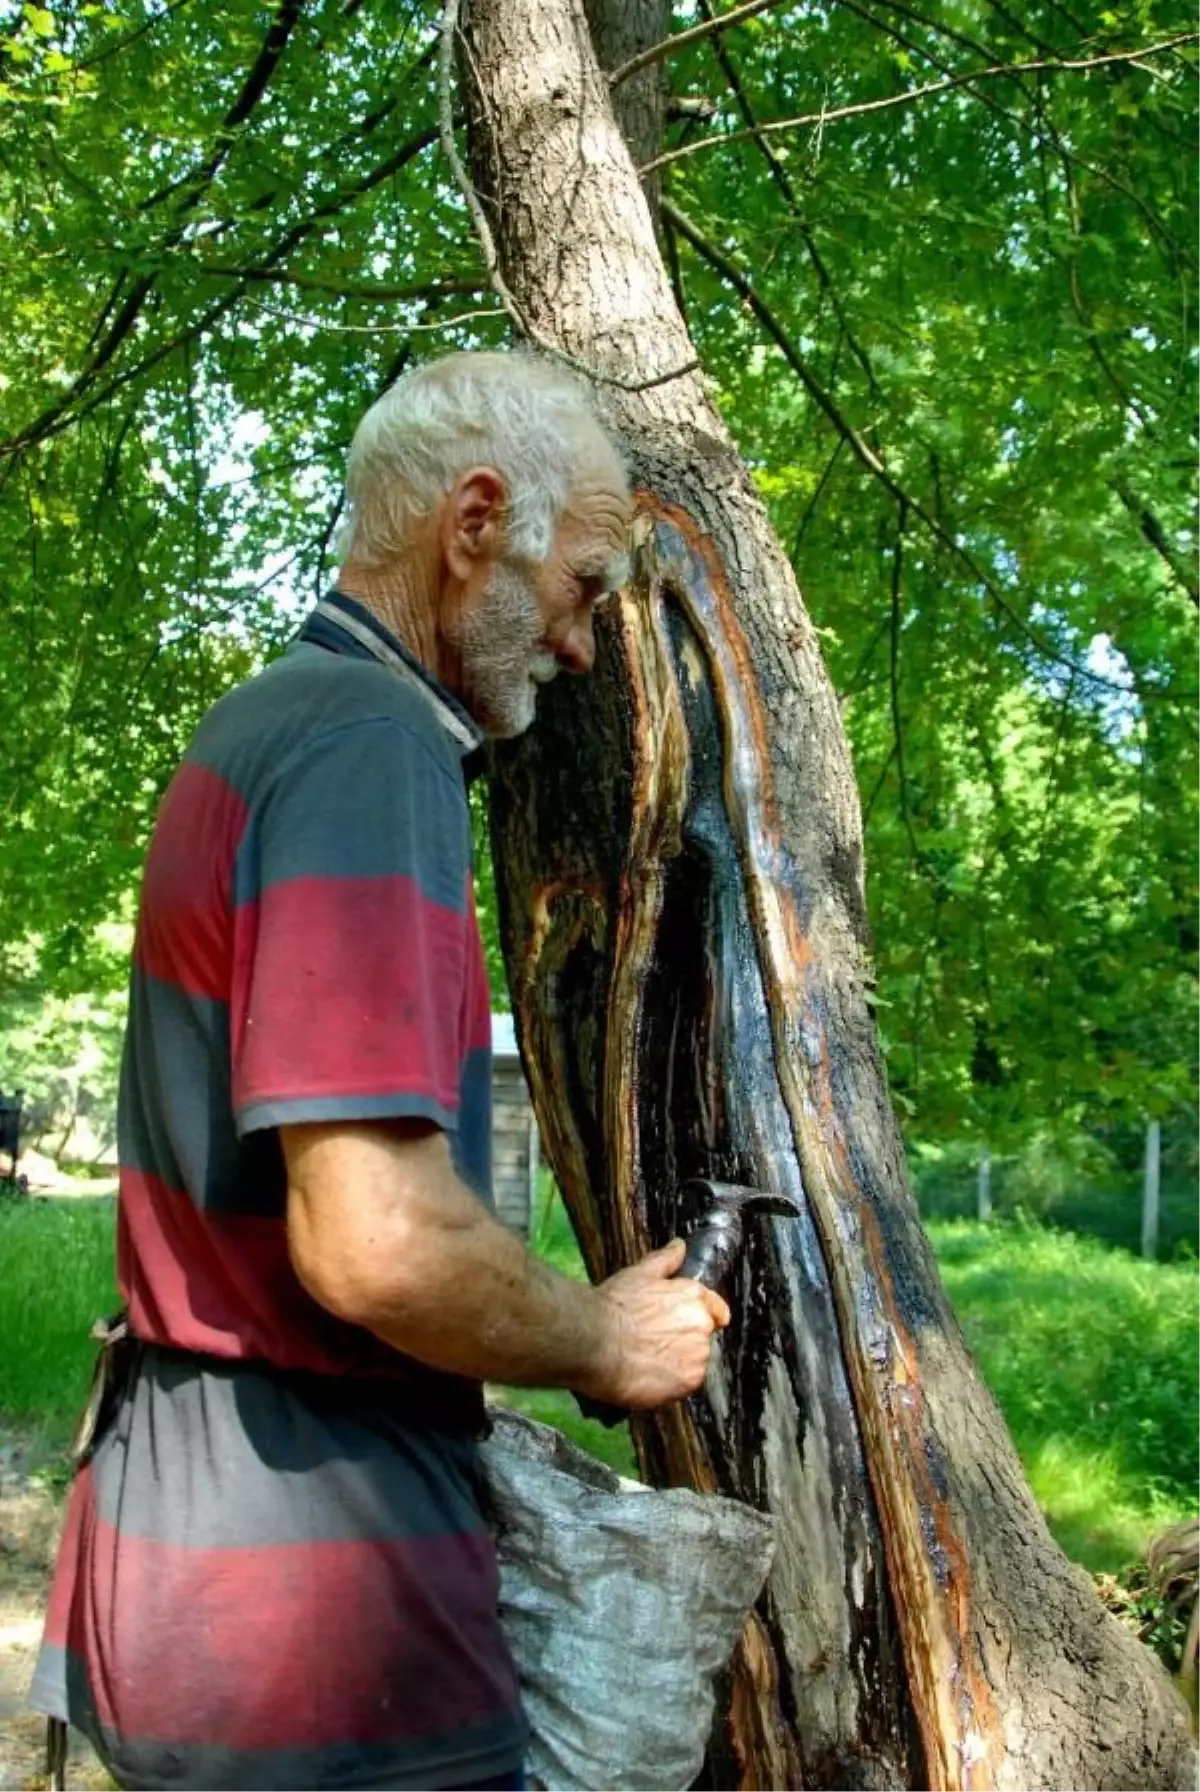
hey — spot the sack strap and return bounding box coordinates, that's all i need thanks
[71,1310,136,1468]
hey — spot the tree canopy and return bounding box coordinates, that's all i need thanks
[0,0,1195,1156]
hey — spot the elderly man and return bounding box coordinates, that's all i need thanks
[32,352,729,1791]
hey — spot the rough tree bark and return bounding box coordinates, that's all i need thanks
[454,2,1196,1786]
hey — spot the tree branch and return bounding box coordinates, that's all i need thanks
[1049,123,1158,434]
[662,195,1196,701]
[140,0,308,211]
[1,0,309,459]
[0,117,445,460]
[195,264,483,304]
[1030,96,1198,605]
[144,28,439,218]
[641,35,1198,174]
[240,296,503,334]
[663,197,896,477]
[835,0,1190,267]
[206,0,308,167]
[696,0,881,398]
[1113,481,1200,607]
[607,0,791,91]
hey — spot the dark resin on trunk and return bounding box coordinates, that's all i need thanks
[491,520,918,1785]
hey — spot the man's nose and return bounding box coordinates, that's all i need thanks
[557,613,596,675]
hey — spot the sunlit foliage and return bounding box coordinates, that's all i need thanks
[0,0,1194,1159]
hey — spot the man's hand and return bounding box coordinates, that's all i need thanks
[582,1241,730,1409]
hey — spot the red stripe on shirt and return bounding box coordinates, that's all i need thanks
[59,1516,516,1750]
[231,874,467,1115]
[135,762,249,1000]
[118,1167,397,1373]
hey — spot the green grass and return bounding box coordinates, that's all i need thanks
[0,1196,119,1438]
[2,1191,1195,1576]
[931,1218,1198,1571]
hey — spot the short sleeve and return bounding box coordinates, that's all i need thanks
[229,717,472,1137]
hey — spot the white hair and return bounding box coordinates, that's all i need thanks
[339,350,627,566]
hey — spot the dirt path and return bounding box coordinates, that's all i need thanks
[0,1438,107,1791]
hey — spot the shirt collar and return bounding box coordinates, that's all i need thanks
[299,589,485,760]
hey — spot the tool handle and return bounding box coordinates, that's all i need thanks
[678,1213,742,1290]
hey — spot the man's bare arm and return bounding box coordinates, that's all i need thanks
[281,1119,728,1408]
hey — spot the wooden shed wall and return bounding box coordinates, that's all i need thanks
[493,1059,538,1235]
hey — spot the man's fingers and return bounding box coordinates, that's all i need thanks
[701,1288,731,1330]
[637,1238,687,1277]
[624,1241,730,1326]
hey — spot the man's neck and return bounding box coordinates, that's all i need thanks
[336,558,447,683]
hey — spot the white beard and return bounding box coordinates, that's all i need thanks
[452,560,559,738]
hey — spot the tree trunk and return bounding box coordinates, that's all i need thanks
[580,0,670,220]
[456,2,1196,1785]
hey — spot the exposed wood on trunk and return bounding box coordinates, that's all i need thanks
[456,2,1197,1786]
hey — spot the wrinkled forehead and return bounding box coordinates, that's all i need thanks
[571,538,633,591]
[561,457,634,589]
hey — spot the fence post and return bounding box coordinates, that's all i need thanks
[1141,1119,1161,1261]
[977,1147,992,1221]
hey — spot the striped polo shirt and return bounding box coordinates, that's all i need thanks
[31,592,528,1790]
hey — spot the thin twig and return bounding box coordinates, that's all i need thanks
[641,34,1198,174]
[315,491,348,600]
[1028,95,1195,578]
[836,0,1189,268]
[608,0,792,91]
[841,611,891,699]
[315,336,414,594]
[74,0,194,69]
[242,296,505,333]
[437,0,700,395]
[661,208,691,335]
[793,438,846,557]
[663,197,892,486]
[861,740,898,825]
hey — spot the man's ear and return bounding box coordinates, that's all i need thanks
[441,465,508,582]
